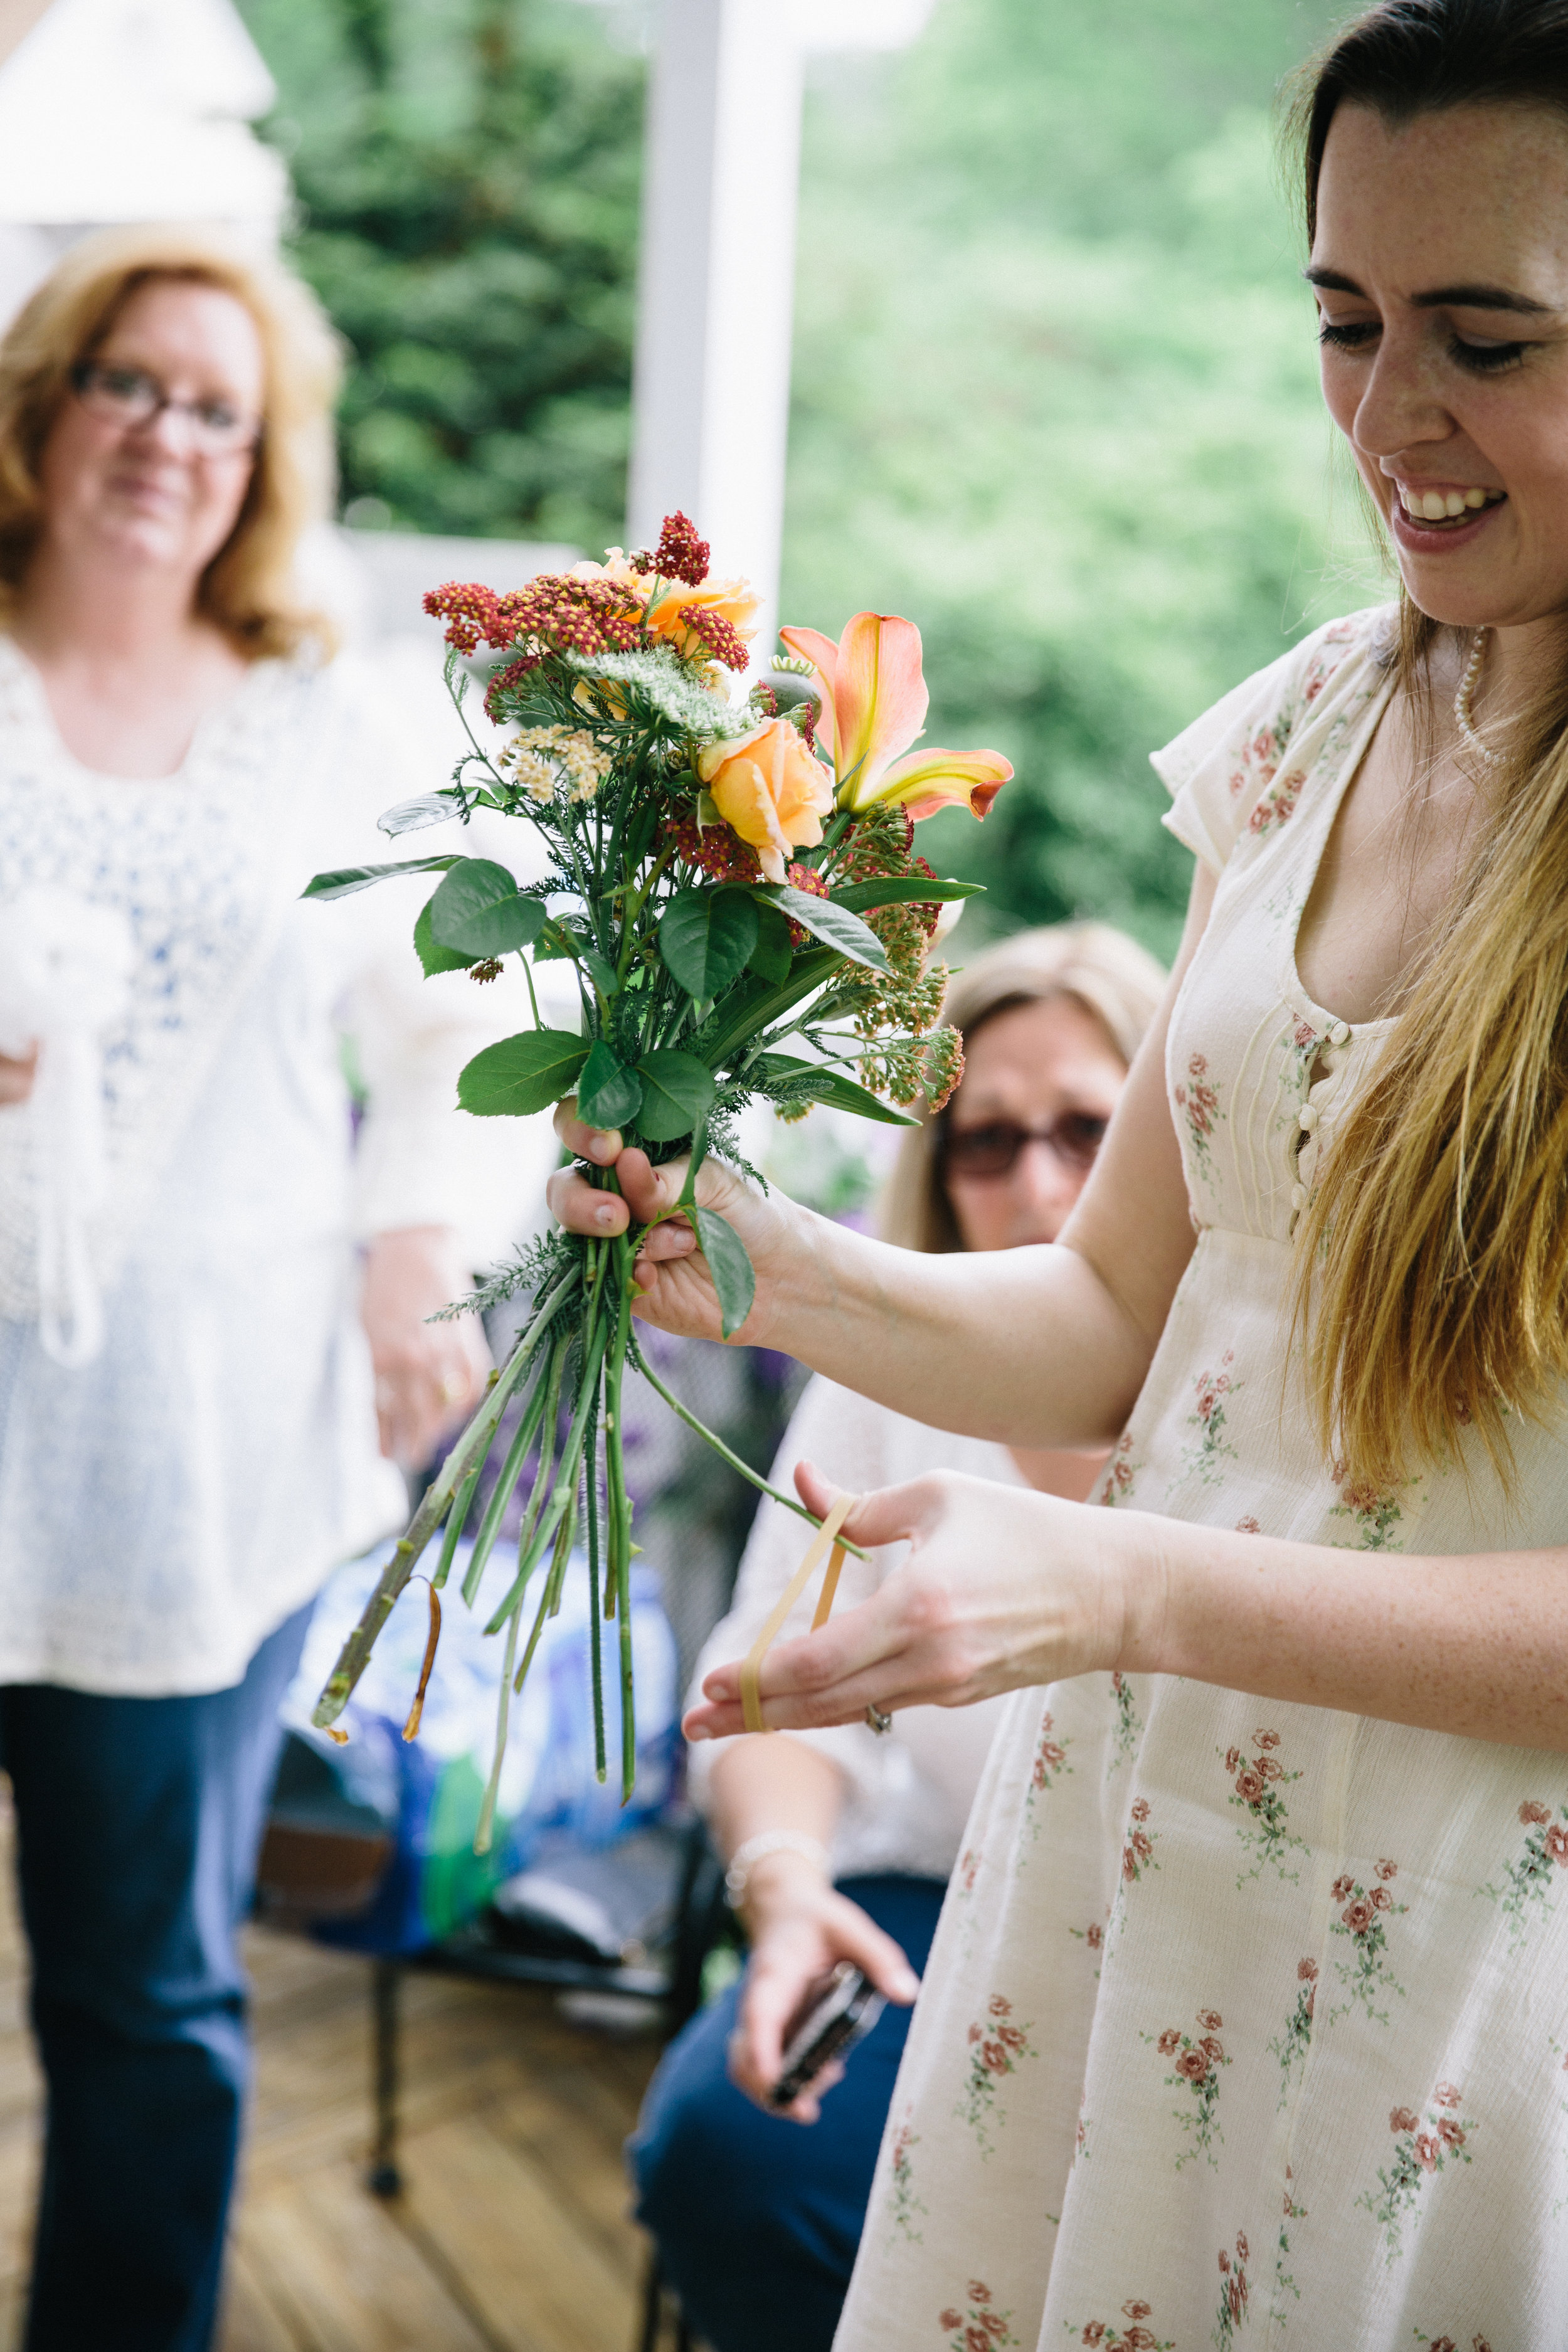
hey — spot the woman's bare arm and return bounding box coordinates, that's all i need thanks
[546,870,1214,1453]
[684,1462,1568,1757]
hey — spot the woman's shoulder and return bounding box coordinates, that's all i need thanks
[1153,603,1394,875]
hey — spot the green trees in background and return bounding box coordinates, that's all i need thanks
[240,0,1385,956]
[783,0,1383,955]
[237,0,644,549]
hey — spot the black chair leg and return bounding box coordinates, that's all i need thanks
[637,2247,697,2351]
[368,1956,403,2196]
[636,2248,662,2351]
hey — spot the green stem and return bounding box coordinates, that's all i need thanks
[519,950,543,1030]
[474,1602,522,1857]
[483,1308,612,1633]
[460,1347,554,1607]
[513,1474,579,1692]
[432,1466,482,1590]
[468,1330,568,1609]
[312,1268,578,1727]
[626,1330,868,1558]
[606,1251,636,1803]
[583,1364,607,1783]
[617,839,675,981]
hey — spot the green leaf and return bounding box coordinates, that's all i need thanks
[635,1050,716,1143]
[534,919,618,1000]
[576,1041,643,1131]
[580,945,620,1000]
[302,853,460,902]
[834,876,983,915]
[766,886,888,972]
[692,1205,755,1338]
[377,792,462,837]
[415,899,475,976]
[428,859,546,957]
[746,897,793,984]
[753,1053,920,1125]
[659,887,760,997]
[458,1029,588,1117]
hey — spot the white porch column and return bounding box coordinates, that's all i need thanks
[627,0,933,674]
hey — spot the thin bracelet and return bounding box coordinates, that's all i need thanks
[724,1830,830,1910]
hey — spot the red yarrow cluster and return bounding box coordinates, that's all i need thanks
[783,862,827,948]
[682,604,750,672]
[647,511,711,586]
[423,574,647,664]
[664,813,763,885]
[844,834,943,940]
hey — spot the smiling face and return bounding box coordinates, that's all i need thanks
[940,993,1127,1254]
[1311,100,1568,632]
[34,278,264,596]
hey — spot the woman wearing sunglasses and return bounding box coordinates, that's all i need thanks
[630,924,1165,2352]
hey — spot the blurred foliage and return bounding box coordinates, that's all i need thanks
[238,0,1389,955]
[236,0,644,548]
[783,0,1386,958]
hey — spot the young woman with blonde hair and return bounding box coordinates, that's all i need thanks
[557,0,1568,2331]
[0,230,512,2348]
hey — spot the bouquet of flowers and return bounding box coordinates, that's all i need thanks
[305,513,1011,1832]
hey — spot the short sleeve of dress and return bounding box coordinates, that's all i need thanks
[1152,608,1387,874]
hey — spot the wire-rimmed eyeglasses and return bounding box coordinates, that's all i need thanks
[70,361,262,457]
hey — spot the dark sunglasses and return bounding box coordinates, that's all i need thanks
[938,1111,1109,1180]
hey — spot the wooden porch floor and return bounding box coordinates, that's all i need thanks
[0,1798,670,2352]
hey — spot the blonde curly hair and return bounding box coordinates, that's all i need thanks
[0,225,342,660]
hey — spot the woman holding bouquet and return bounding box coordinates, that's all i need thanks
[556,1,1568,2333]
[0,231,513,2349]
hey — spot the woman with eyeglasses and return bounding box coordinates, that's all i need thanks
[0,230,517,2350]
[629,925,1165,2352]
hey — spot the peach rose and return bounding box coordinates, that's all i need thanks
[696,721,832,884]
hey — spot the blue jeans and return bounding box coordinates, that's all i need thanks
[0,1602,312,2352]
[629,1873,946,2352]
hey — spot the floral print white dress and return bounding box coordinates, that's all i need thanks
[833,606,1568,2352]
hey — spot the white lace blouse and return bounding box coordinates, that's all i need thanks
[686,1374,1025,1882]
[0,637,534,1697]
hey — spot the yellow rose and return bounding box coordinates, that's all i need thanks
[697,721,833,884]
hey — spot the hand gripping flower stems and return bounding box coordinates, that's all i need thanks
[302,514,1012,1816]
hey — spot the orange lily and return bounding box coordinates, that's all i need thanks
[778,612,1012,820]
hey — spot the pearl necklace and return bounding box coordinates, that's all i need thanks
[1453,628,1505,770]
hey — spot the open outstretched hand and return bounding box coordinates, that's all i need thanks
[684,1459,1136,1740]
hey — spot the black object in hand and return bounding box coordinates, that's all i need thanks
[766,1961,886,2111]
